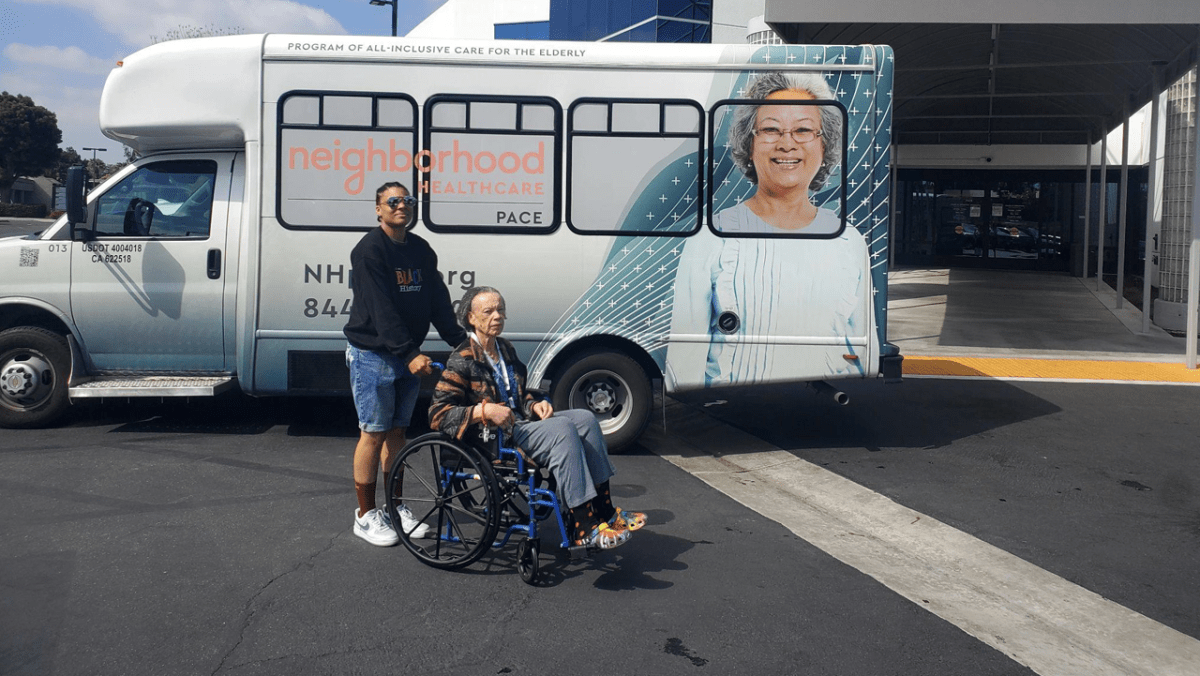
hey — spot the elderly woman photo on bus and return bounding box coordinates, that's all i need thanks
[722,70,843,234]
[429,286,646,550]
[665,71,869,389]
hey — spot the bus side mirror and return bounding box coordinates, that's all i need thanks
[66,166,87,226]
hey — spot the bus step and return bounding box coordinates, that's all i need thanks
[70,376,236,399]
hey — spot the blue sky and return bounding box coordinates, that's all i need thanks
[2,0,445,165]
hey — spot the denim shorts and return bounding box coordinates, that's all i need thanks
[346,344,420,433]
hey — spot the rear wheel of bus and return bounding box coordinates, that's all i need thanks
[0,327,71,429]
[550,349,651,454]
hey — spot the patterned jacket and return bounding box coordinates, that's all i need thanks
[428,336,539,446]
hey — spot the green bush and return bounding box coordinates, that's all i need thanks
[0,203,48,218]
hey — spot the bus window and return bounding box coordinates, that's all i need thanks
[567,98,703,236]
[92,160,217,239]
[277,91,419,230]
[422,96,561,234]
[707,93,847,239]
[377,98,413,127]
[282,96,319,125]
[323,96,373,127]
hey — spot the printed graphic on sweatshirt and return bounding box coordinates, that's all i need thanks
[395,267,423,292]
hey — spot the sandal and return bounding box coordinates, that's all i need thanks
[577,522,632,550]
[609,508,646,532]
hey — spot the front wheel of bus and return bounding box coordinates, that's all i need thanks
[551,350,651,454]
[0,327,71,429]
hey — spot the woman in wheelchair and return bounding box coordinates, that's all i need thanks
[429,286,646,550]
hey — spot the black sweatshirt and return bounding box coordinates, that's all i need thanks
[343,227,466,365]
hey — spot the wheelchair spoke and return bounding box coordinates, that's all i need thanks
[441,496,491,527]
[398,456,438,500]
[389,434,501,570]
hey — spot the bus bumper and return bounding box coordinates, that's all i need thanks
[881,343,903,383]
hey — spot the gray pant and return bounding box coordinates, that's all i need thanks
[511,408,615,509]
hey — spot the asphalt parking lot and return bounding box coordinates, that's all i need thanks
[4,375,1198,675]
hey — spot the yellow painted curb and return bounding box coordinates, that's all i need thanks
[903,356,1200,383]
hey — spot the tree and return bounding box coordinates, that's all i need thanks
[0,92,62,202]
[48,146,83,184]
[84,157,109,183]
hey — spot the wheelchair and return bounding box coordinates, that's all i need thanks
[382,426,593,585]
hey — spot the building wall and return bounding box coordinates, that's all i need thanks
[713,0,765,43]
[549,0,711,42]
[30,177,57,208]
[897,144,1088,169]
[406,0,712,42]
[407,0,550,40]
[6,176,58,211]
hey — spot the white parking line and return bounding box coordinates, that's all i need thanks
[644,405,1200,676]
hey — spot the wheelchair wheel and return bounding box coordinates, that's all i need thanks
[385,433,500,570]
[517,538,540,585]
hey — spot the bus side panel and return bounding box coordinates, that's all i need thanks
[254,46,885,395]
[531,45,884,391]
[872,45,895,356]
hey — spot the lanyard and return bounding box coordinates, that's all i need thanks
[472,334,521,413]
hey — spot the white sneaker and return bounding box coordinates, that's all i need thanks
[354,508,399,547]
[383,504,431,540]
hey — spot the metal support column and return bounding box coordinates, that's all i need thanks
[1188,50,1200,368]
[1098,130,1109,290]
[1083,131,1093,279]
[888,163,897,269]
[1143,69,1163,333]
[1116,100,1131,308]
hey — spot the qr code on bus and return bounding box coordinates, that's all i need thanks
[19,247,39,268]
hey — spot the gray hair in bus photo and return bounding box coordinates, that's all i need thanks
[728,71,842,191]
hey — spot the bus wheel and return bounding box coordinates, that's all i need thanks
[0,327,71,429]
[551,350,651,454]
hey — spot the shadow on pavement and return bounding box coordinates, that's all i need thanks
[64,393,371,438]
[671,377,1062,452]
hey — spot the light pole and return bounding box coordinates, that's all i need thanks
[369,0,397,37]
[80,147,108,188]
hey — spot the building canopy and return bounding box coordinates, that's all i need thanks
[765,0,1200,144]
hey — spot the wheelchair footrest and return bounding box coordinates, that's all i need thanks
[567,544,592,560]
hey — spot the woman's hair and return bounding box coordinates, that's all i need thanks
[375,181,409,222]
[728,72,841,191]
[457,286,504,332]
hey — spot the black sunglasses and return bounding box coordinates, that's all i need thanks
[386,195,417,209]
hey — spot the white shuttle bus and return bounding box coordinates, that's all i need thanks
[0,35,901,449]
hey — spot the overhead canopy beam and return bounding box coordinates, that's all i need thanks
[899,92,1114,99]
[765,1,1200,25]
[903,114,1105,119]
[903,60,1168,71]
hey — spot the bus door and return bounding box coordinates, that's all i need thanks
[70,155,234,372]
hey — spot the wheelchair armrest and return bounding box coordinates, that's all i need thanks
[526,387,548,399]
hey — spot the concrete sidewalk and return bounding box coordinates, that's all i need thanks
[886,267,1200,382]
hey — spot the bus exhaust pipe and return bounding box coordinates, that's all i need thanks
[810,380,849,406]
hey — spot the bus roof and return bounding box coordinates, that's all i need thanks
[261,34,879,70]
[101,34,882,155]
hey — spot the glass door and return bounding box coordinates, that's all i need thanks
[934,187,989,261]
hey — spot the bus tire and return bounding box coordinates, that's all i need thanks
[0,327,72,429]
[550,350,651,454]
